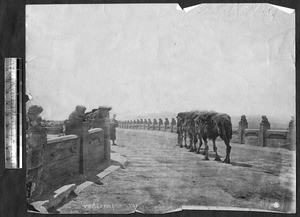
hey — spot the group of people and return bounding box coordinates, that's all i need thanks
[67,105,119,146]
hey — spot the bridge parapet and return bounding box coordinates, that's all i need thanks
[119,113,295,151]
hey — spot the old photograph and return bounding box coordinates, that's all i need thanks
[25,3,295,214]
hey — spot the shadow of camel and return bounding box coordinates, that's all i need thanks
[230,162,253,168]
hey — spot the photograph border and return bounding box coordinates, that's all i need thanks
[0,0,298,216]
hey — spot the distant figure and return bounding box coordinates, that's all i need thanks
[110,114,119,146]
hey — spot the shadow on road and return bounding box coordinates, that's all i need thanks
[230,162,253,168]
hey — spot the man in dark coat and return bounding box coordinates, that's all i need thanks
[110,114,119,145]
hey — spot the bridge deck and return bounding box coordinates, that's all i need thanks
[58,128,295,214]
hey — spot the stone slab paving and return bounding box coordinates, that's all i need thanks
[57,128,296,214]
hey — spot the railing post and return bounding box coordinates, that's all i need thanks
[288,116,296,151]
[148,119,151,130]
[26,105,47,200]
[238,115,248,144]
[85,106,111,161]
[259,115,270,147]
[171,118,176,133]
[164,118,169,132]
[153,119,157,130]
[65,121,89,174]
[158,118,163,131]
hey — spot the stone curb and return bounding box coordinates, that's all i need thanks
[111,152,128,169]
[97,165,120,179]
[31,184,76,213]
[74,181,94,195]
[31,152,128,213]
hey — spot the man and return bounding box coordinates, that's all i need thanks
[110,114,119,146]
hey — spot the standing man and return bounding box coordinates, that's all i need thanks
[110,114,119,146]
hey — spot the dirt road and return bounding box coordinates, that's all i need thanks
[58,128,295,214]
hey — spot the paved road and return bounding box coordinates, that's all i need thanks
[58,128,295,214]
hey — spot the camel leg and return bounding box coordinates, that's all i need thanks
[184,131,188,148]
[203,138,209,160]
[193,135,198,153]
[189,133,196,152]
[196,135,203,154]
[213,139,221,161]
[223,139,231,164]
[177,132,181,147]
[179,131,183,148]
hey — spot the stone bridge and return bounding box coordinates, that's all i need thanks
[26,108,296,214]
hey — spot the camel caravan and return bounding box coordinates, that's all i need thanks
[176,111,232,163]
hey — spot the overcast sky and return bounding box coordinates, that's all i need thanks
[26,4,295,121]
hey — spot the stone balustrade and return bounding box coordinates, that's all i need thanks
[26,105,112,201]
[119,115,295,151]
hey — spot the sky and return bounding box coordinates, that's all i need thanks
[26,4,295,121]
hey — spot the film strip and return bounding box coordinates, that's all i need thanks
[4,58,22,168]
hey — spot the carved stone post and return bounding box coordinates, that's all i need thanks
[94,107,111,161]
[139,119,142,129]
[132,120,136,129]
[158,118,163,131]
[26,105,47,201]
[84,106,111,161]
[238,115,248,144]
[171,118,176,133]
[65,121,89,174]
[164,118,169,132]
[64,105,88,173]
[259,116,270,147]
[288,116,296,151]
[148,119,152,130]
[153,119,157,130]
[136,120,139,130]
[140,119,143,129]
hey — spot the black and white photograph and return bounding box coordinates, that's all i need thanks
[25,3,295,214]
